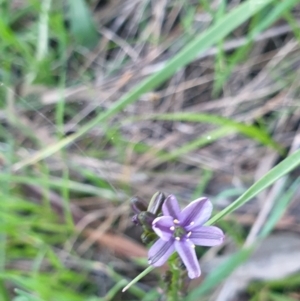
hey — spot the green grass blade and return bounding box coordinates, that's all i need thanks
[213,0,299,93]
[13,0,276,171]
[269,293,298,301]
[206,149,300,225]
[0,174,116,200]
[14,288,45,301]
[283,10,300,41]
[157,127,234,163]
[122,266,155,293]
[144,112,281,151]
[0,208,9,301]
[263,274,300,290]
[259,178,300,238]
[67,0,99,48]
[0,19,31,59]
[250,0,299,38]
[36,0,51,61]
[192,169,214,199]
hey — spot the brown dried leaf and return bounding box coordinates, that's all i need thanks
[83,229,147,258]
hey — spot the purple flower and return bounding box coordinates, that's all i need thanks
[148,195,224,279]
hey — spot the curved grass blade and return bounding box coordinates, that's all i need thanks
[259,177,300,238]
[145,112,282,152]
[157,127,234,163]
[12,0,276,171]
[206,149,300,225]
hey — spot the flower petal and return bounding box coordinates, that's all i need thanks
[175,240,201,279]
[180,197,212,229]
[190,226,224,246]
[162,194,181,219]
[152,216,175,241]
[148,238,175,266]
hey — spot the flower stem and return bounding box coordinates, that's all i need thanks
[122,266,155,292]
[167,256,181,301]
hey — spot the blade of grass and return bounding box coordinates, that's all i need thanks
[0,174,116,200]
[144,112,282,152]
[36,0,51,61]
[0,140,15,301]
[264,274,300,290]
[67,0,98,48]
[269,293,298,301]
[206,149,300,225]
[14,288,45,301]
[0,233,9,301]
[213,0,227,96]
[122,266,155,293]
[259,177,300,238]
[0,19,31,60]
[213,0,300,93]
[61,166,74,228]
[283,10,300,41]
[12,0,277,171]
[192,169,214,199]
[157,127,235,163]
[199,0,214,15]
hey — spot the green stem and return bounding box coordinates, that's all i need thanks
[168,255,181,301]
[122,266,154,293]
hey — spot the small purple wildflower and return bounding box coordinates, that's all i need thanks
[148,195,224,279]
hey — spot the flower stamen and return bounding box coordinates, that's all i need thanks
[187,231,192,237]
[170,226,175,231]
[175,237,180,241]
[190,221,195,226]
[174,219,180,224]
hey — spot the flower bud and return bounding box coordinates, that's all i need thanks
[141,231,157,245]
[138,211,156,231]
[130,196,147,214]
[131,214,140,225]
[147,191,165,215]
